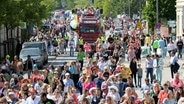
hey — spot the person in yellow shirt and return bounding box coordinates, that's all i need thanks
[78,37,84,49]
[120,64,132,80]
[114,64,132,82]
[101,35,106,42]
[145,34,151,46]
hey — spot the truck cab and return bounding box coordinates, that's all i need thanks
[77,13,102,43]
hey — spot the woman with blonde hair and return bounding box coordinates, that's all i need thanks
[150,83,161,104]
[141,90,155,104]
[80,97,90,104]
[163,90,177,104]
[105,96,115,104]
[120,87,133,103]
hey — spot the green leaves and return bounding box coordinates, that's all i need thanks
[64,0,143,17]
[142,0,176,33]
[0,0,59,29]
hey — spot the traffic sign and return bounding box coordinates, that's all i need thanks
[167,20,176,27]
[155,23,161,29]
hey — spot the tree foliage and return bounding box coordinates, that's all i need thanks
[142,0,176,33]
[0,0,59,29]
[64,0,143,17]
[74,0,92,8]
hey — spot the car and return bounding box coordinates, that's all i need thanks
[113,27,123,37]
[22,41,48,64]
[20,48,45,68]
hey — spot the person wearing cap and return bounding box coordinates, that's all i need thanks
[7,91,19,104]
[107,85,120,103]
[5,54,11,67]
[25,88,40,104]
[63,73,74,91]
[89,87,101,104]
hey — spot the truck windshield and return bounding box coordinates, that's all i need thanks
[79,25,99,33]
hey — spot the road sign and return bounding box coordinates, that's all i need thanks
[155,23,161,29]
[20,22,26,29]
[167,20,176,27]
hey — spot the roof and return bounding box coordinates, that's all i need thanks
[23,41,44,44]
[21,47,40,50]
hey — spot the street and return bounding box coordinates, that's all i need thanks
[39,45,184,99]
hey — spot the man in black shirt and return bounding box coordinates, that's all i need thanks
[40,93,55,104]
[177,37,183,59]
[107,35,114,44]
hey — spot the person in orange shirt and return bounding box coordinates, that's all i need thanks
[158,83,169,104]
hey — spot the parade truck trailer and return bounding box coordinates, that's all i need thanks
[77,14,102,43]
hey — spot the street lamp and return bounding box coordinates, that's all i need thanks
[156,0,159,23]
[128,0,132,18]
[156,0,160,35]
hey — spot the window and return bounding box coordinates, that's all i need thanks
[79,25,99,33]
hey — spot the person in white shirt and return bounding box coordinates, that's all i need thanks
[153,54,163,84]
[47,87,55,100]
[167,40,175,57]
[107,85,120,103]
[25,88,40,104]
[63,73,74,91]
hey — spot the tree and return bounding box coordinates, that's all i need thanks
[142,0,176,33]
[65,0,76,10]
[93,0,143,18]
[20,0,58,25]
[74,0,92,8]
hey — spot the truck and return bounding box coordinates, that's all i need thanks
[77,13,102,43]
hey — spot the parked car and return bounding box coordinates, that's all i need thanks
[22,41,48,64]
[113,27,123,37]
[20,48,44,68]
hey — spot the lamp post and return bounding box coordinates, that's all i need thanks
[128,0,131,18]
[156,0,159,23]
[155,0,160,35]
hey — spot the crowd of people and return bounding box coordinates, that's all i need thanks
[0,7,184,104]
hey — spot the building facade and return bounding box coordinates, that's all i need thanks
[0,26,20,60]
[176,0,184,36]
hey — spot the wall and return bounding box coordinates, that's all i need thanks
[0,25,20,60]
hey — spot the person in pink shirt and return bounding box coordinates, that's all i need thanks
[82,75,95,90]
[30,68,42,83]
[127,46,136,61]
[83,42,91,53]
[171,72,183,90]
